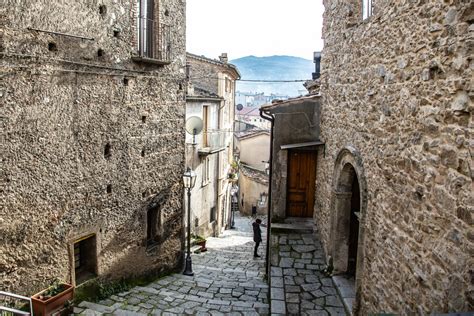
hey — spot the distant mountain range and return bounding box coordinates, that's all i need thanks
[230,55,314,97]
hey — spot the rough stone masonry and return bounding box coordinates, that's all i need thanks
[0,0,186,295]
[318,0,472,314]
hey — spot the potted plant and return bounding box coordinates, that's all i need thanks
[31,279,74,316]
[192,235,207,252]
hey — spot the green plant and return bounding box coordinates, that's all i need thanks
[39,279,67,300]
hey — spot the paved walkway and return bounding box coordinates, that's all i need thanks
[75,213,269,315]
[270,227,347,315]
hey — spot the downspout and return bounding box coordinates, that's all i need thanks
[259,107,274,278]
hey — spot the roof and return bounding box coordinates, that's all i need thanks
[239,164,269,185]
[187,52,241,79]
[236,106,261,116]
[187,86,223,101]
[235,128,270,140]
[260,94,320,111]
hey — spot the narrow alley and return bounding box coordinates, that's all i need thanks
[74,213,270,315]
[74,214,348,316]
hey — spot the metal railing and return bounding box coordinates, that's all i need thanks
[203,130,231,150]
[0,291,33,315]
[137,17,171,62]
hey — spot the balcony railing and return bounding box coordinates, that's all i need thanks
[199,130,231,154]
[136,17,171,64]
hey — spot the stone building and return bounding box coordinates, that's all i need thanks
[1,0,186,295]
[185,53,240,237]
[317,0,472,313]
[261,96,322,220]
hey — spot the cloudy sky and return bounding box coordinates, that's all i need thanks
[186,0,325,61]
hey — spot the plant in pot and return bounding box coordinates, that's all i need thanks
[31,279,74,316]
[192,235,207,252]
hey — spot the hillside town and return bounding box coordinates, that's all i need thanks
[0,0,472,315]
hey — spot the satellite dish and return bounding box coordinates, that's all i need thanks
[185,116,203,135]
[236,104,243,111]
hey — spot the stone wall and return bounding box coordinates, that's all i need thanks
[1,0,186,295]
[318,0,473,313]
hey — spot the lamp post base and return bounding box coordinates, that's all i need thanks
[183,255,194,276]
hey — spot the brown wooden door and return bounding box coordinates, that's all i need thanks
[286,150,317,217]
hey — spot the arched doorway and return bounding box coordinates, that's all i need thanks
[330,146,367,313]
[333,163,360,275]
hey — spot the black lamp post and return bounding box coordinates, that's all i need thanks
[183,167,197,276]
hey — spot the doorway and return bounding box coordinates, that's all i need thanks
[347,171,360,276]
[333,163,361,274]
[286,149,317,217]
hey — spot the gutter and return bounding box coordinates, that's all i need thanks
[259,107,275,278]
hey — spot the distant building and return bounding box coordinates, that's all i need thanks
[186,53,240,237]
[233,129,270,216]
[235,105,271,129]
[236,91,290,108]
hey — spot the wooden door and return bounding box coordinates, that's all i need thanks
[286,150,317,217]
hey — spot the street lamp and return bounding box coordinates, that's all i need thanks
[183,167,197,276]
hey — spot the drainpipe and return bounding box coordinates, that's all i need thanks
[259,107,274,278]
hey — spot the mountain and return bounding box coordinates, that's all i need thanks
[230,55,314,97]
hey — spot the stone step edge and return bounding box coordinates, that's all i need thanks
[78,288,269,312]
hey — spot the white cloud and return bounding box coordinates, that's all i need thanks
[186,0,324,60]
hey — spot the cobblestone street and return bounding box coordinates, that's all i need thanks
[75,213,269,315]
[270,223,347,315]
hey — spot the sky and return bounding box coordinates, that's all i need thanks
[186,0,324,61]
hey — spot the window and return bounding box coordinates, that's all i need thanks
[202,156,210,185]
[202,105,209,147]
[210,206,216,223]
[147,206,161,247]
[362,0,373,19]
[73,235,97,285]
[137,0,154,58]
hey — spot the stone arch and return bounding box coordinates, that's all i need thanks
[329,146,368,312]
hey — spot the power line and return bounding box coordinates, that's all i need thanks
[239,79,309,83]
[189,76,310,83]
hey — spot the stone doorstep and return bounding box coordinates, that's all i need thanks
[271,222,314,234]
[332,275,356,316]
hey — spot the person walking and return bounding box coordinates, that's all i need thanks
[252,218,262,257]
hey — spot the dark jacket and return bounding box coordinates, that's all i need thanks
[252,221,262,242]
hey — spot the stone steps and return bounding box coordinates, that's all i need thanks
[75,282,268,315]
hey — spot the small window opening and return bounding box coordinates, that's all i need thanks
[99,5,107,16]
[123,77,129,86]
[73,234,97,285]
[141,149,146,157]
[113,30,120,38]
[141,116,147,123]
[210,206,216,223]
[147,207,161,247]
[194,217,199,227]
[142,191,147,198]
[104,143,111,159]
[97,49,104,57]
[48,42,58,51]
[362,0,373,20]
[178,83,183,90]
[106,184,112,194]
[164,9,170,16]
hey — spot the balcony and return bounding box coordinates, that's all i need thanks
[132,18,171,65]
[198,130,231,155]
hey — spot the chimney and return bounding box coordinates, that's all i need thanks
[219,53,228,63]
[312,51,321,80]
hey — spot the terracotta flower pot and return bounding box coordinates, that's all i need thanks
[197,240,207,252]
[31,283,74,316]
